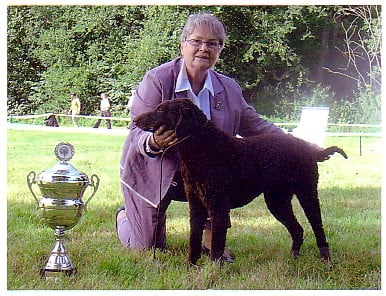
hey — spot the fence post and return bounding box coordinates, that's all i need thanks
[359,134,362,156]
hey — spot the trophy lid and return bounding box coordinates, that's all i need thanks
[37,142,89,185]
[55,142,75,163]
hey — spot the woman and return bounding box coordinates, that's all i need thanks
[117,13,283,260]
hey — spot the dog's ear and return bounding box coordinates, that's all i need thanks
[175,103,207,138]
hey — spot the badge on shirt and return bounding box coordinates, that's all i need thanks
[215,101,222,111]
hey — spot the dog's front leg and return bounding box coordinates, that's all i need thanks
[209,207,230,264]
[187,199,207,266]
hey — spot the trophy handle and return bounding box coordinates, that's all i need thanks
[85,174,99,209]
[27,171,39,207]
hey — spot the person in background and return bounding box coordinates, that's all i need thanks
[124,90,135,128]
[125,90,135,114]
[116,12,284,262]
[93,92,112,129]
[68,93,81,127]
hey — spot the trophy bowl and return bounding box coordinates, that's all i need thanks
[27,142,99,278]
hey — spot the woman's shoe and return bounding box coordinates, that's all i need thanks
[115,205,125,236]
[203,228,235,262]
[201,246,235,263]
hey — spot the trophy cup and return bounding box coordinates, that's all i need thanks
[27,142,99,278]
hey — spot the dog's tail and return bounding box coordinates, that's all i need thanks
[316,146,348,162]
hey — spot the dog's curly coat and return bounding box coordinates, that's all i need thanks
[134,98,347,265]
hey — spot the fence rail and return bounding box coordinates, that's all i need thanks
[7,112,381,137]
[7,113,131,122]
[8,113,381,126]
[8,113,381,156]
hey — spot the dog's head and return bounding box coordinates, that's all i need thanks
[134,98,208,138]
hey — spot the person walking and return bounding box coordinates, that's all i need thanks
[125,90,135,114]
[93,92,112,129]
[124,90,135,128]
[68,93,81,127]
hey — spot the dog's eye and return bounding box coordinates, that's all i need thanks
[156,107,164,113]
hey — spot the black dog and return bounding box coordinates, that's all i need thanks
[134,98,347,265]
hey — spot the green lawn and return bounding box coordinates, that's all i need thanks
[7,129,381,290]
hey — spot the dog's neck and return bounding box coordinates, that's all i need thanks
[191,118,210,135]
[178,119,235,156]
[181,119,213,138]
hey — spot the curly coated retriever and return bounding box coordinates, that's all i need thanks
[134,98,347,266]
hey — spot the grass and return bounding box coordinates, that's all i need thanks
[6,129,381,290]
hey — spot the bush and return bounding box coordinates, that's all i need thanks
[330,88,381,124]
[252,83,333,122]
[254,83,381,125]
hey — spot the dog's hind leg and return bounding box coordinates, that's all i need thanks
[264,192,304,259]
[296,189,331,262]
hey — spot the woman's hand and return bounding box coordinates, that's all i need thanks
[149,125,178,151]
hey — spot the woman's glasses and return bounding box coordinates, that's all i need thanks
[185,39,221,50]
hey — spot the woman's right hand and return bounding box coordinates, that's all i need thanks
[149,125,178,151]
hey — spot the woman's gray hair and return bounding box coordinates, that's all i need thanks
[181,13,227,48]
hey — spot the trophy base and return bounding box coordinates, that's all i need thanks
[40,267,77,279]
[40,231,77,279]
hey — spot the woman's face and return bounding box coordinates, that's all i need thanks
[180,24,222,75]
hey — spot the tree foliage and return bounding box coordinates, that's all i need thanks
[324,6,381,90]
[7,5,381,124]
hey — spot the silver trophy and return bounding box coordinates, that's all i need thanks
[27,142,99,277]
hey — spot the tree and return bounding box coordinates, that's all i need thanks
[323,6,381,91]
[7,5,380,123]
[7,6,45,114]
[28,6,145,115]
[115,6,190,100]
[323,5,382,124]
